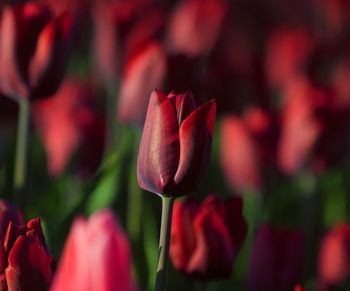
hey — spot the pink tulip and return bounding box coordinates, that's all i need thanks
[51,209,136,291]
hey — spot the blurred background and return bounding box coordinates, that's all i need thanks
[1,0,350,290]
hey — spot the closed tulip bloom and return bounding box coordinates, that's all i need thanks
[137,90,216,197]
[0,2,72,100]
[0,200,23,241]
[318,224,350,287]
[117,42,166,126]
[170,194,247,280]
[0,218,54,291]
[51,209,136,291]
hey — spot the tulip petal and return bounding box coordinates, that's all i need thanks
[174,100,216,194]
[172,91,197,125]
[137,90,180,195]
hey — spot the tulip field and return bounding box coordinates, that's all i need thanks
[1,0,350,290]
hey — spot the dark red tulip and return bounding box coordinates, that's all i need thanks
[247,224,304,291]
[170,194,247,280]
[0,200,23,241]
[0,218,54,291]
[166,0,228,56]
[0,2,73,101]
[220,115,261,193]
[318,224,350,288]
[51,209,136,291]
[137,90,216,197]
[117,42,166,126]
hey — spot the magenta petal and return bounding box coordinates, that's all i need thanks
[173,91,197,125]
[174,100,216,194]
[137,89,180,195]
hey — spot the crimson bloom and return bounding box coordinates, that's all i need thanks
[170,194,247,280]
[0,218,54,291]
[0,2,72,100]
[51,209,136,291]
[0,200,23,241]
[137,90,216,197]
[318,224,350,288]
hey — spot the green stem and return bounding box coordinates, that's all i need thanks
[14,98,30,200]
[155,197,175,291]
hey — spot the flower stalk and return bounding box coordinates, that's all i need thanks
[155,197,175,291]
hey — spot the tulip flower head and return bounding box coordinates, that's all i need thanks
[0,218,54,291]
[170,194,247,280]
[137,90,216,197]
[0,2,73,100]
[51,209,136,291]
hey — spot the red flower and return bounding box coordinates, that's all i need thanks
[0,200,23,242]
[0,218,54,291]
[117,42,166,126]
[137,90,216,197]
[166,0,228,56]
[51,209,136,291]
[220,115,261,193]
[170,194,247,280]
[0,2,72,100]
[247,224,304,291]
[33,78,104,177]
[318,224,350,287]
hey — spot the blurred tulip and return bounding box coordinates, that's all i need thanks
[137,90,216,197]
[93,0,164,83]
[0,2,73,101]
[0,218,54,291]
[166,0,228,56]
[278,77,322,175]
[265,28,313,90]
[247,224,304,291]
[318,224,350,288]
[51,209,136,291]
[220,116,261,193]
[294,285,305,291]
[33,78,104,177]
[170,194,247,280]
[117,42,166,126]
[0,200,23,241]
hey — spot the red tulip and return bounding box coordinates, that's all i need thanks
[137,90,216,197]
[278,77,322,175]
[0,200,23,241]
[170,194,247,280]
[318,224,350,287]
[247,224,304,291]
[33,78,104,177]
[0,218,54,291]
[117,42,166,126]
[220,116,261,193]
[166,0,228,56]
[294,285,305,291]
[51,209,136,291]
[0,2,72,100]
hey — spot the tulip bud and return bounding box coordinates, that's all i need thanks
[0,200,23,241]
[0,2,73,100]
[51,209,136,291]
[137,90,216,197]
[170,194,247,280]
[0,218,54,291]
[318,224,350,287]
